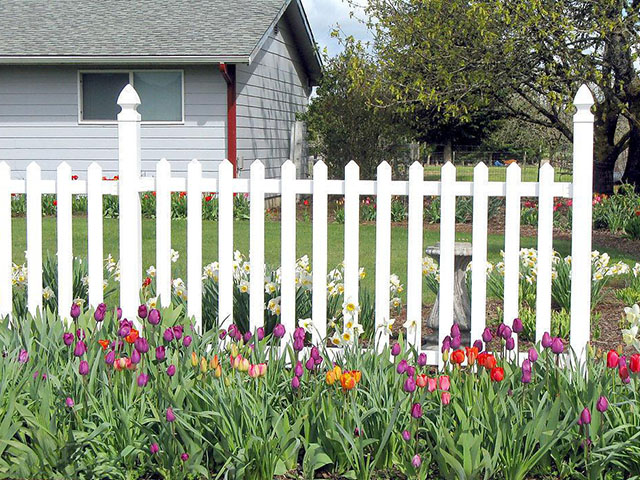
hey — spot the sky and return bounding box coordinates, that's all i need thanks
[301,0,373,58]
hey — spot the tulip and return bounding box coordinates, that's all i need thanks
[490,367,504,382]
[219,329,227,340]
[521,369,532,384]
[512,317,523,333]
[450,323,460,337]
[294,361,303,377]
[138,304,148,319]
[606,350,619,368]
[273,323,285,338]
[310,346,320,360]
[118,320,132,338]
[619,356,627,369]
[630,354,640,373]
[412,454,422,468]
[257,327,265,341]
[522,359,532,373]
[482,327,493,343]
[417,352,427,367]
[315,355,323,366]
[74,341,87,357]
[397,359,408,374]
[291,375,300,390]
[541,332,552,349]
[78,360,89,376]
[438,375,450,391]
[502,326,512,340]
[406,366,416,378]
[293,337,304,352]
[305,356,315,371]
[183,335,192,347]
[619,364,630,381]
[63,333,74,346]
[94,304,106,322]
[167,364,176,377]
[116,307,122,320]
[200,357,208,373]
[76,329,85,340]
[450,349,465,365]
[580,407,591,425]
[441,335,451,353]
[416,374,428,388]
[163,328,174,342]
[70,303,81,319]
[294,327,306,340]
[442,349,449,363]
[166,408,176,422]
[148,308,161,325]
[497,323,506,338]
[243,331,252,343]
[473,339,483,352]
[451,335,461,350]
[256,363,267,377]
[65,397,74,408]
[402,430,411,441]
[134,337,149,354]
[18,349,28,364]
[404,376,416,393]
[505,337,515,351]
[528,348,538,363]
[596,396,609,413]
[156,346,166,362]
[239,357,250,372]
[214,364,222,378]
[410,402,422,419]
[150,443,159,454]
[172,325,183,340]
[427,377,437,392]
[137,373,149,387]
[391,343,401,356]
[181,453,189,462]
[551,337,564,354]
[105,350,115,365]
[441,391,451,405]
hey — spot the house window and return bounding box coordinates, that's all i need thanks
[79,70,183,123]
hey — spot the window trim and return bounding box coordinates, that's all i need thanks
[77,69,185,125]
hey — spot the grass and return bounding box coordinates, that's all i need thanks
[424,164,573,182]
[11,217,638,303]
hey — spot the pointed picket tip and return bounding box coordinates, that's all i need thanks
[0,161,11,174]
[117,84,141,108]
[474,162,488,172]
[506,161,521,172]
[314,160,328,174]
[574,84,594,107]
[409,161,423,173]
[441,161,456,173]
[88,162,102,174]
[188,158,202,174]
[57,161,71,172]
[377,161,391,174]
[251,159,264,168]
[281,160,296,176]
[345,160,360,172]
[26,161,41,173]
[156,158,170,171]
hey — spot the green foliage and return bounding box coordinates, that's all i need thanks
[592,185,640,233]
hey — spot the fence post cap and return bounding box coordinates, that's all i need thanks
[574,84,594,107]
[117,84,141,108]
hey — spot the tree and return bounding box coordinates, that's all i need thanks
[354,0,640,193]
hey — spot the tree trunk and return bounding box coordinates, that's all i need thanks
[622,122,640,189]
[443,139,453,163]
[592,100,621,194]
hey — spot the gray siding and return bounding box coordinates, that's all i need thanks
[236,17,312,179]
[0,65,226,178]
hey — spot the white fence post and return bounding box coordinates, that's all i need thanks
[249,160,265,332]
[281,160,297,339]
[155,159,172,308]
[218,160,234,330]
[56,162,73,322]
[503,163,521,327]
[0,162,11,319]
[87,162,104,308]
[187,159,203,331]
[117,85,143,323]
[312,161,328,344]
[570,85,595,361]
[344,161,360,328]
[374,161,392,351]
[438,162,456,365]
[470,163,489,345]
[406,162,424,348]
[536,163,555,341]
[26,162,43,316]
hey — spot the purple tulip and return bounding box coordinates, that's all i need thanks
[134,337,149,354]
[411,402,422,419]
[163,328,174,342]
[166,407,176,422]
[74,341,87,357]
[512,317,523,334]
[70,303,81,319]
[528,348,538,363]
[138,304,148,319]
[243,331,252,343]
[293,337,304,352]
[505,337,515,351]
[172,325,183,340]
[441,336,451,353]
[118,319,132,337]
[181,453,189,462]
[497,323,506,338]
[293,327,306,341]
[116,307,122,320]
[391,343,401,356]
[502,326,512,340]
[257,327,265,341]
[451,335,461,350]
[402,430,411,441]
[551,337,564,354]
[314,355,323,366]
[618,356,626,369]
[397,359,408,374]
[131,349,141,364]
[596,396,609,413]
[76,329,85,340]
[412,454,422,468]
[482,327,493,343]
[137,373,149,387]
[155,346,166,362]
[182,336,192,347]
[78,360,89,376]
[94,304,106,322]
[150,443,159,454]
[18,349,29,364]
[65,397,74,408]
[521,370,532,384]
[473,339,483,352]
[273,323,286,338]
[580,407,591,425]
[167,364,176,377]
[541,332,552,349]
[105,350,115,365]
[404,376,416,393]
[63,333,74,346]
[148,308,161,326]
[417,352,427,367]
[219,329,227,340]
[451,323,460,338]
[311,346,320,360]
[305,356,315,371]
[522,359,532,373]
[294,361,304,377]
[33,371,39,379]
[406,366,416,378]
[291,375,300,390]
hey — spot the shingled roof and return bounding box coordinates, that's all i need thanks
[0,0,321,80]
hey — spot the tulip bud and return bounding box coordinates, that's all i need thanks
[138,304,148,319]
[148,308,161,326]
[502,326,512,340]
[79,360,89,376]
[551,337,564,354]
[528,348,538,363]
[150,443,159,454]
[156,346,166,362]
[402,430,411,441]
[505,337,515,351]
[200,357,208,373]
[305,356,315,371]
[406,366,416,378]
[417,352,427,367]
[403,376,416,393]
[294,361,304,377]
[391,343,401,356]
[183,335,192,347]
[214,364,222,378]
[630,354,640,373]
[482,327,493,343]
[293,337,304,352]
[243,331,252,343]
[166,407,176,422]
[273,323,285,338]
[70,303,81,319]
[580,407,591,425]
[473,339,483,352]
[512,317,523,334]
[191,351,198,367]
[411,402,422,419]
[181,453,189,462]
[441,335,451,353]
[63,332,74,346]
[134,337,149,354]
[137,373,149,387]
[291,375,300,390]
[541,332,552,349]
[94,304,106,322]
[438,375,450,391]
[441,391,451,405]
[596,396,608,413]
[172,325,183,340]
[451,323,460,337]
[74,341,87,357]
[105,350,115,365]
[257,327,265,341]
[427,377,437,392]
[219,329,227,340]
[451,335,461,349]
[65,397,74,408]
[412,454,422,468]
[239,357,250,372]
[442,350,449,363]
[521,370,532,384]
[167,364,176,377]
[131,349,141,364]
[497,323,506,338]
[397,359,408,374]
[116,307,122,320]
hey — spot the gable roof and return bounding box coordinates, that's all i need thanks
[0,0,322,82]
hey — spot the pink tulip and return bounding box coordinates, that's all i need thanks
[438,375,450,391]
[427,377,437,392]
[441,391,451,405]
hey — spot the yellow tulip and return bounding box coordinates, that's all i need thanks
[191,351,198,367]
[200,357,208,373]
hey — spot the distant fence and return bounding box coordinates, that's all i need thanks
[0,84,595,364]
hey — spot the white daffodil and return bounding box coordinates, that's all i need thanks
[42,286,54,300]
[298,318,313,333]
[170,249,179,263]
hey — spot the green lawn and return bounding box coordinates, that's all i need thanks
[11,217,637,301]
[424,164,573,182]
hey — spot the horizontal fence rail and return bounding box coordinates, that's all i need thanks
[0,84,595,364]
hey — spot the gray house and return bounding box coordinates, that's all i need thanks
[0,0,322,179]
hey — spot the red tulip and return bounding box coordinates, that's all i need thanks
[450,349,465,365]
[630,354,640,373]
[490,367,504,382]
[607,350,619,369]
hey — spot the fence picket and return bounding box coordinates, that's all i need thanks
[281,161,297,338]
[344,161,360,329]
[374,161,392,351]
[406,162,424,348]
[56,162,73,322]
[0,162,11,318]
[503,163,522,328]
[570,85,595,361]
[155,159,172,307]
[249,160,265,332]
[26,162,43,316]
[438,162,456,365]
[470,163,489,345]
[218,160,234,329]
[187,159,203,332]
[536,163,555,341]
[87,163,104,308]
[312,161,328,344]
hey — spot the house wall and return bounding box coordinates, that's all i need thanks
[0,65,227,178]
[236,17,312,179]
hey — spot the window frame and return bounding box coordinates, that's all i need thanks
[77,69,185,125]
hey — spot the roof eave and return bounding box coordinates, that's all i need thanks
[0,55,251,65]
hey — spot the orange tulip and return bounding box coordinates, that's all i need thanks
[125,329,139,344]
[450,349,465,365]
[326,370,336,385]
[352,370,362,383]
[210,354,220,370]
[465,347,479,366]
[341,372,356,391]
[98,339,110,350]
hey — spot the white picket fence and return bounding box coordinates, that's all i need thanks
[0,84,595,364]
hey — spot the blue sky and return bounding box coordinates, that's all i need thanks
[301,0,372,57]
